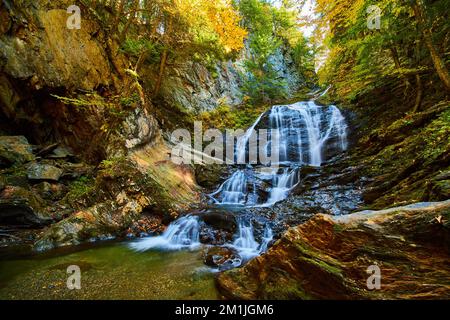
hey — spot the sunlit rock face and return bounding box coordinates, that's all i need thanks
[160,44,304,113]
[0,4,113,91]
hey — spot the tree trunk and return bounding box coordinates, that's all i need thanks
[119,0,140,43]
[153,15,173,97]
[412,0,450,91]
[153,49,168,97]
[134,50,148,72]
[390,46,402,70]
[413,74,423,113]
[390,46,411,92]
[111,0,124,35]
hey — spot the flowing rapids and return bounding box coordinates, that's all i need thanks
[129,216,201,251]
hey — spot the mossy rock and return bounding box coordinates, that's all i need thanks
[0,136,35,168]
[0,186,51,225]
[217,201,450,300]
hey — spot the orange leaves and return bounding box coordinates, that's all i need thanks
[172,0,247,54]
[206,2,248,53]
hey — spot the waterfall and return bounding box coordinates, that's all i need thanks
[209,170,248,205]
[259,225,274,253]
[236,113,265,164]
[265,168,299,206]
[211,101,348,206]
[130,100,347,267]
[229,219,274,261]
[129,215,200,251]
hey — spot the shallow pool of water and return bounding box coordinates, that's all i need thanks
[0,241,219,300]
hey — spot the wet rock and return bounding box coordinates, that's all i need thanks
[47,146,74,159]
[0,136,35,168]
[203,246,240,270]
[200,227,234,245]
[194,164,228,189]
[0,186,51,225]
[217,200,450,300]
[27,163,63,181]
[197,210,238,245]
[201,212,237,232]
[299,165,321,177]
[121,108,160,150]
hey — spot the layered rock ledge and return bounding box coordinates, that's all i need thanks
[217,200,450,299]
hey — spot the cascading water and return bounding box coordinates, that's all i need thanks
[209,171,248,205]
[229,219,274,262]
[130,100,347,268]
[210,101,348,206]
[265,168,299,206]
[129,213,274,266]
[259,225,274,253]
[129,215,200,251]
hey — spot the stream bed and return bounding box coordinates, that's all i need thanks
[0,241,218,299]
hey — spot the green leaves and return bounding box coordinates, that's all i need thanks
[238,0,313,103]
[121,38,159,59]
[317,0,449,101]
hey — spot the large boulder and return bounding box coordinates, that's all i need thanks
[34,142,200,251]
[27,163,63,181]
[194,163,228,189]
[33,199,140,251]
[200,211,237,233]
[0,136,35,168]
[217,200,450,300]
[0,186,51,225]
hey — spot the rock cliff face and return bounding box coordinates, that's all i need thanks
[0,0,306,251]
[0,4,113,92]
[0,0,200,250]
[156,44,304,113]
[0,0,126,159]
[217,201,450,300]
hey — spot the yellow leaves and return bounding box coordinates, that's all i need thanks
[208,4,248,53]
[347,0,365,24]
[172,0,247,54]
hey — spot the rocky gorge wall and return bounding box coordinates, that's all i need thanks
[156,43,304,114]
[0,0,201,250]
